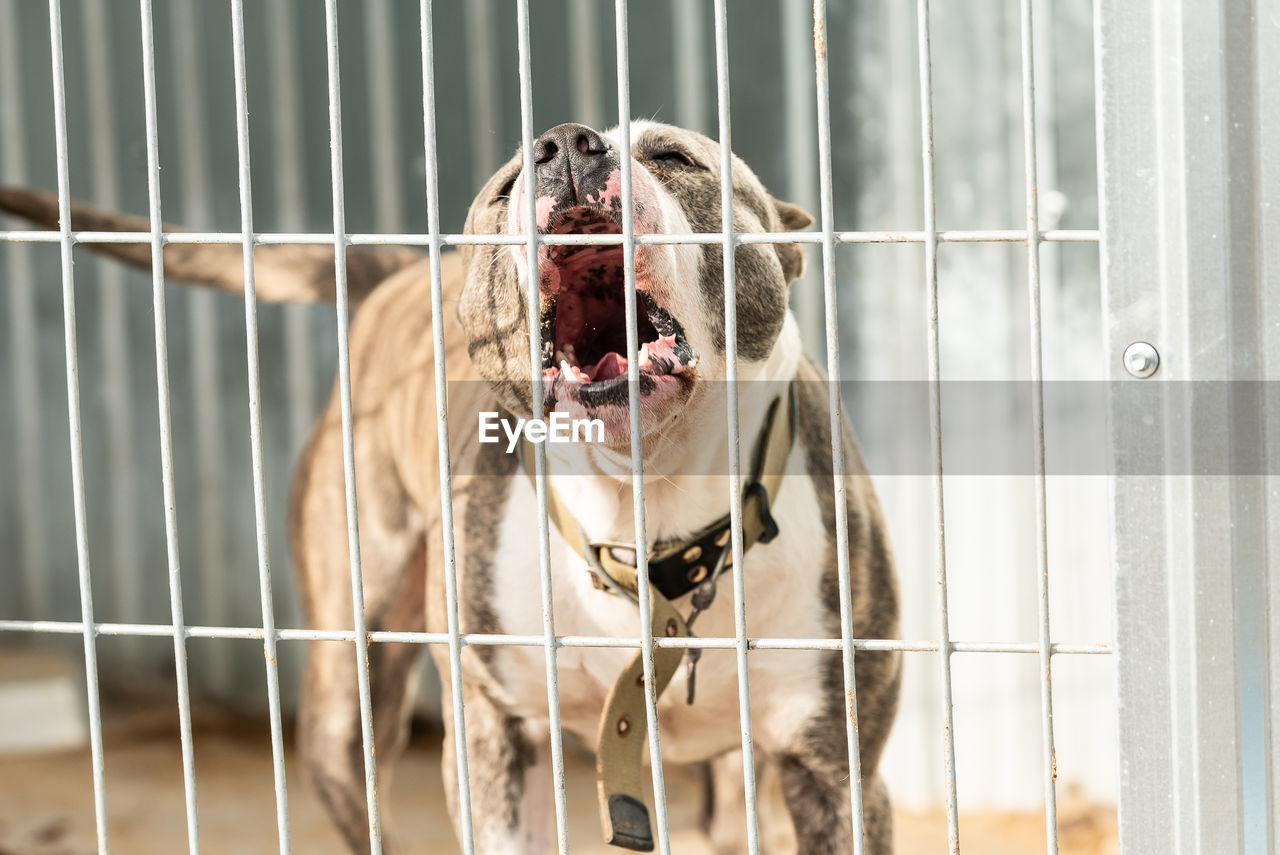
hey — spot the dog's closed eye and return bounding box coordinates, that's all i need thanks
[649,150,698,170]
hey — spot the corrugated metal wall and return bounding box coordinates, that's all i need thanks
[0,0,1111,810]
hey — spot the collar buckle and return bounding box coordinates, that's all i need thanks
[579,528,639,604]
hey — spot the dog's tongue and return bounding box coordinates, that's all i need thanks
[589,351,627,381]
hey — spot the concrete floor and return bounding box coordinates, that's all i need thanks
[0,700,1116,855]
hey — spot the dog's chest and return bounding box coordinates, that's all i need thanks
[481,468,834,762]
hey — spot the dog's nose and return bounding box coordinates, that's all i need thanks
[532,123,610,167]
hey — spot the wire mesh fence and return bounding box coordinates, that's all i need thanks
[12,0,1265,853]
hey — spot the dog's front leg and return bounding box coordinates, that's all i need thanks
[440,685,551,855]
[775,751,892,855]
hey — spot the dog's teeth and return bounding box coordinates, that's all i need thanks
[638,342,651,366]
[560,359,591,383]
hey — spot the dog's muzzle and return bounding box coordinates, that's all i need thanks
[531,122,619,212]
[509,123,699,422]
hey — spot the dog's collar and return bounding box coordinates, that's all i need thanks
[520,384,796,850]
[521,381,796,603]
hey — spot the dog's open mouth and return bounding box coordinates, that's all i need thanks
[538,208,696,412]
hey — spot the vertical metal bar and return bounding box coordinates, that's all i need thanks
[321,3,383,850]
[262,0,319,451]
[914,1,960,850]
[711,2,761,851]
[0,0,49,620]
[672,0,706,134]
[227,2,293,851]
[463,0,499,190]
[169,0,232,693]
[1016,0,1059,851]
[612,3,674,853]
[568,0,603,128]
[82,0,144,645]
[45,0,110,849]
[363,0,403,233]
[416,2,476,852]
[137,2,201,849]
[513,4,572,851]
[810,4,867,851]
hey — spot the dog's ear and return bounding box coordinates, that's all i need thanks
[775,199,814,231]
[773,199,814,283]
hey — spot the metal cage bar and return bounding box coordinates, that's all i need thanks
[0,227,1101,246]
[44,0,111,849]
[0,620,1110,655]
[1016,0,1060,851]
[811,2,869,852]
[137,1,202,848]
[320,2,384,849]
[914,0,962,850]
[612,3,677,853]
[417,1,477,851]
[228,1,293,850]
[711,2,764,851]
[513,3,573,851]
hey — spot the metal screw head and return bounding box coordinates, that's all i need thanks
[1123,341,1160,378]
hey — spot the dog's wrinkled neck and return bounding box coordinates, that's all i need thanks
[543,313,803,547]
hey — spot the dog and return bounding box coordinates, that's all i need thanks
[0,120,900,855]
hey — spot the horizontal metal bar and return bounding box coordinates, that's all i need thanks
[0,228,1102,246]
[0,620,1110,655]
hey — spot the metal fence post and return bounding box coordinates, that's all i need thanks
[1097,1,1276,852]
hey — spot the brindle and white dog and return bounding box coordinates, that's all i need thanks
[0,121,900,855]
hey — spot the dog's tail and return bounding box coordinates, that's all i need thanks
[0,185,422,303]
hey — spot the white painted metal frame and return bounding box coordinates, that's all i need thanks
[42,1,110,850]
[514,2,574,851]
[228,1,293,850]
[0,2,1125,854]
